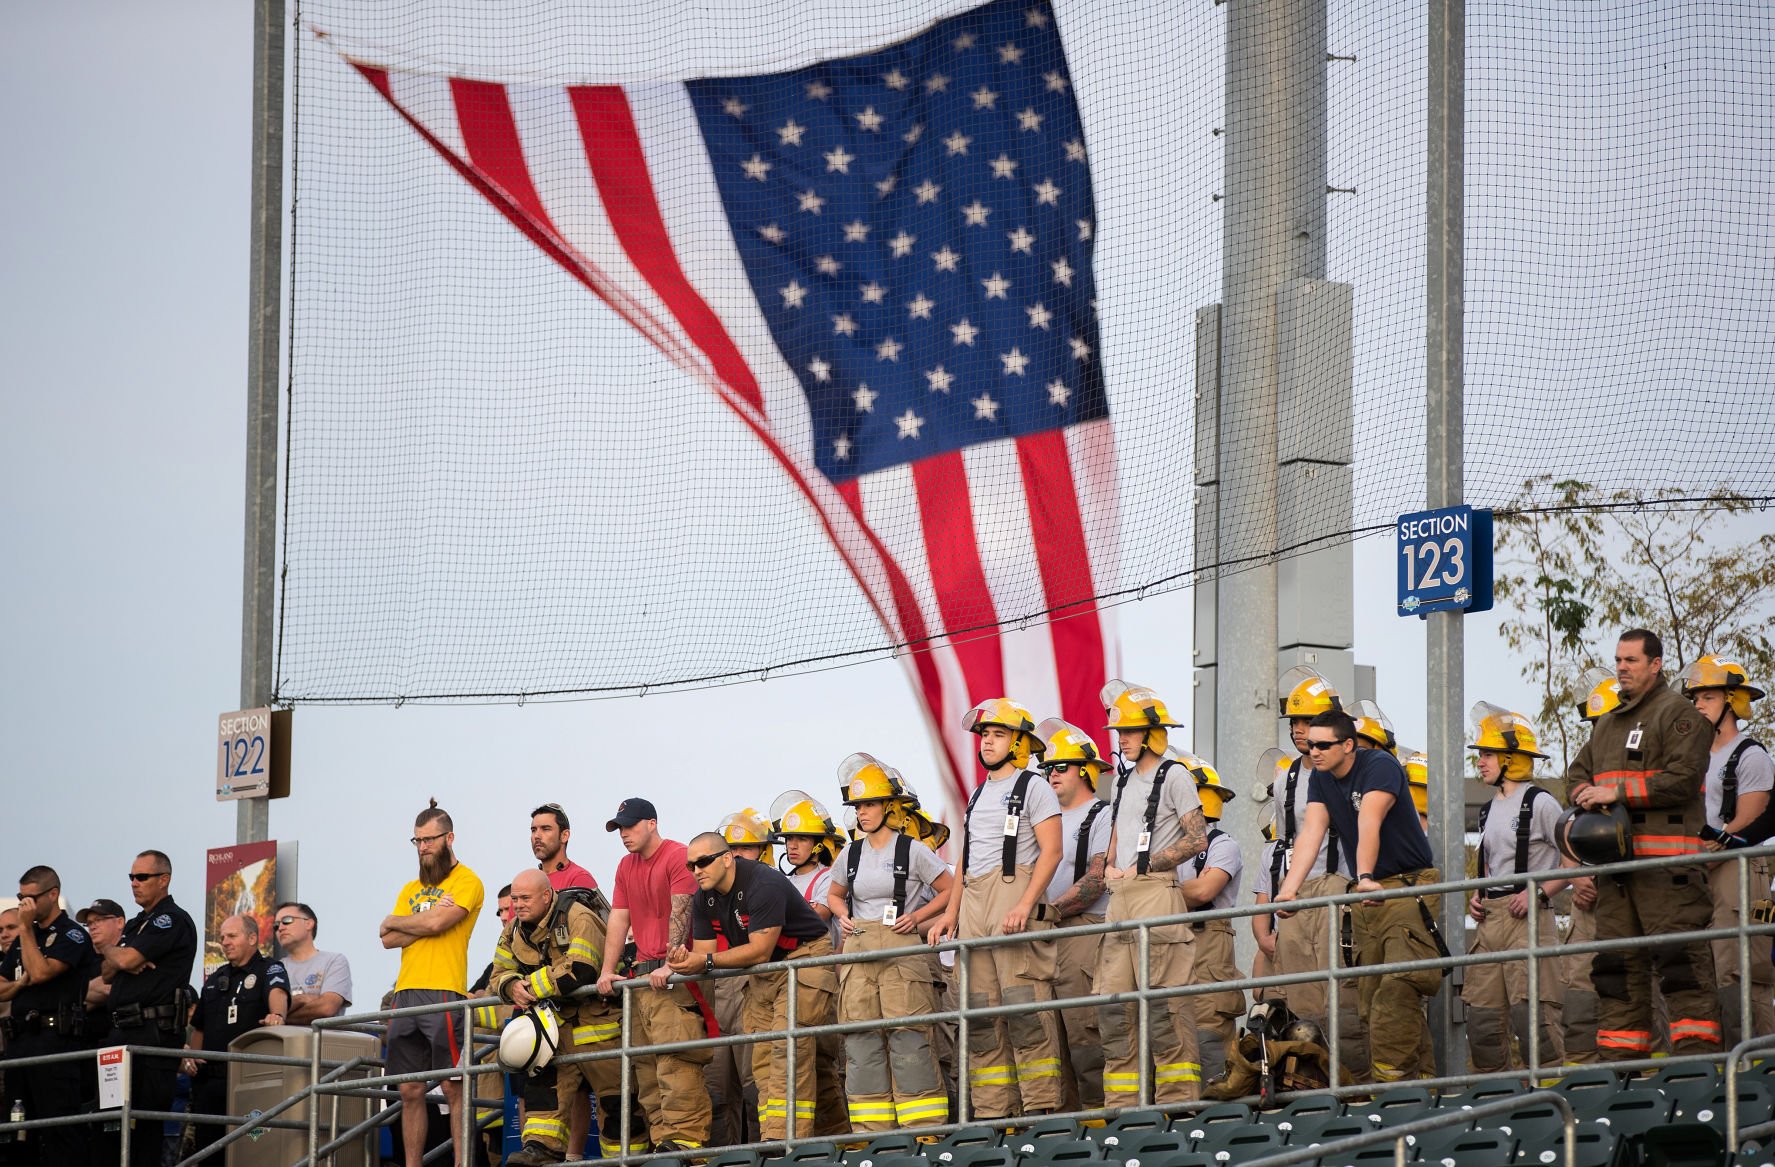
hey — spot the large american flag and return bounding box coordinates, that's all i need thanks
[339,0,1121,813]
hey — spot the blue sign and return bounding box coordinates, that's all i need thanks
[1396,505,1494,617]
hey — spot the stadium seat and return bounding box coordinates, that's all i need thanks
[1494,1098,1572,1160]
[1441,1079,1526,1110]
[1734,1149,1775,1167]
[785,1142,844,1165]
[1327,1144,1413,1167]
[707,1151,766,1167]
[1175,1102,1253,1144]
[1017,1139,1102,1164]
[1411,1128,1516,1167]
[1006,1118,1085,1156]
[1102,1131,1192,1161]
[1638,1120,1726,1167]
[1355,1086,1438,1129]
[1687,1081,1775,1129]
[1278,1115,1370,1148]
[1645,1063,1722,1119]
[1514,1122,1621,1167]
[938,1148,1016,1167]
[868,1156,930,1167]
[1189,1123,1282,1164]
[1096,1110,1169,1147]
[929,1129,1004,1162]
[1554,1067,1625,1104]
[862,1134,926,1159]
[1591,1089,1675,1142]
[1277,1094,1347,1123]
[1111,1153,1214,1167]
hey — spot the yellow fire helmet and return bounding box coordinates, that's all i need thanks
[1035,717,1109,790]
[1348,699,1399,755]
[962,697,1044,769]
[1682,654,1766,722]
[885,777,952,851]
[1467,702,1549,782]
[1279,665,1342,720]
[768,789,843,866]
[1577,666,1622,724]
[1255,746,1292,804]
[835,754,950,850]
[717,808,775,866]
[1100,678,1181,756]
[1167,747,1235,822]
[1402,748,1429,816]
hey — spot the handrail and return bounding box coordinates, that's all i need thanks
[1242,1090,1577,1167]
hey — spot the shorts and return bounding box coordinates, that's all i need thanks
[385,989,469,1079]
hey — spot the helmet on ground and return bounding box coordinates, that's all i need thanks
[1577,666,1621,723]
[962,697,1043,770]
[1467,702,1549,782]
[1168,748,1235,821]
[497,1005,561,1076]
[1281,1018,1327,1048]
[1348,700,1398,755]
[1279,665,1341,720]
[717,808,775,866]
[838,752,911,806]
[1555,803,1634,866]
[1402,748,1429,816]
[1036,717,1109,790]
[1682,654,1766,722]
[1101,679,1181,756]
[769,790,843,865]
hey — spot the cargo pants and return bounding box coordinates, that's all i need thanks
[1052,914,1105,1109]
[744,934,839,1140]
[1706,855,1775,1047]
[1462,897,1565,1073]
[1275,871,1372,1079]
[837,921,948,1130]
[959,868,1070,1117]
[1094,872,1201,1106]
[1560,900,1600,1064]
[1189,920,1246,1083]
[704,973,758,1148]
[518,1003,633,1157]
[630,981,714,1147]
[1593,867,1721,1058]
[1350,869,1444,1081]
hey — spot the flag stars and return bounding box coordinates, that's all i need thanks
[742,154,773,181]
[962,200,992,226]
[972,393,1001,420]
[925,365,955,393]
[907,293,936,320]
[1045,71,1070,93]
[877,336,904,362]
[825,145,856,173]
[834,435,852,460]
[1025,7,1051,27]
[999,43,1025,65]
[805,80,833,100]
[982,271,1012,299]
[914,179,942,205]
[1033,179,1062,205]
[853,382,877,411]
[1070,335,1093,361]
[1000,347,1030,375]
[931,246,961,272]
[843,220,871,243]
[780,280,808,308]
[1017,107,1045,132]
[816,255,842,276]
[777,118,807,146]
[860,282,887,304]
[722,96,749,118]
[944,130,973,156]
[1052,257,1075,286]
[951,318,981,346]
[1047,378,1070,405]
[902,123,924,145]
[972,86,999,110]
[855,106,885,132]
[925,73,950,93]
[833,313,859,337]
[1077,218,1093,241]
[888,231,917,258]
[807,356,833,382]
[876,174,897,197]
[896,409,925,439]
[1026,302,1053,329]
[758,222,786,244]
[1007,226,1036,253]
[883,68,911,91]
[989,154,1020,179]
[953,31,977,51]
[1063,138,1087,163]
[798,189,827,214]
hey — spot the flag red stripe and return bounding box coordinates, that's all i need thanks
[450,80,556,237]
[568,86,767,414]
[912,453,1007,746]
[1016,430,1110,754]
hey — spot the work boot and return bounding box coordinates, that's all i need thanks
[653,1140,703,1157]
[507,1142,567,1166]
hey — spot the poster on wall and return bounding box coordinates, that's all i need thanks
[204,842,278,976]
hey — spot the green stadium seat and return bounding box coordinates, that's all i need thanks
[1645,1063,1722,1119]
[785,1142,844,1165]
[1277,1094,1347,1123]
[707,1151,765,1167]
[1279,1114,1370,1148]
[1554,1067,1625,1104]
[1686,1081,1775,1129]
[1005,1118,1085,1156]
[1513,1122,1620,1167]
[1018,1138,1102,1164]
[861,1134,925,1160]
[1189,1123,1281,1164]
[1355,1086,1438,1129]
[1331,1145,1414,1167]
[937,1148,1016,1167]
[928,1129,1004,1162]
[1174,1102,1252,1145]
[1102,1131,1192,1161]
[1638,1120,1726,1167]
[1493,1098,1571,1161]
[868,1156,930,1167]
[1110,1153,1213,1167]
[1441,1079,1525,1111]
[1095,1110,1168,1148]
[1412,1127,1516,1167]
[1591,1089,1674,1141]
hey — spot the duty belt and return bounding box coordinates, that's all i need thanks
[111,1002,182,1029]
[629,959,668,976]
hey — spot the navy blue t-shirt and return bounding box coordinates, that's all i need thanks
[1307,749,1434,878]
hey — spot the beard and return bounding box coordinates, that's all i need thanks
[419,845,456,886]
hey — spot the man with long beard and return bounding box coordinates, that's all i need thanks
[380,799,486,1167]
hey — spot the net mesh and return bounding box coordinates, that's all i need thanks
[281,0,1775,702]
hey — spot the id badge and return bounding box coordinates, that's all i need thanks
[1003,813,1020,837]
[1625,726,1644,751]
[882,905,899,928]
[227,1004,239,1026]
[1137,830,1152,853]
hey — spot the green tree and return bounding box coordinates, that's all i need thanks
[1493,477,1775,770]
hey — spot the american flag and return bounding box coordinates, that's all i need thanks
[340,0,1121,814]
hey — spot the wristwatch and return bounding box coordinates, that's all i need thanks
[704,953,716,975]
[1357,872,1376,883]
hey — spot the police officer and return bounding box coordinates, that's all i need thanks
[183,915,289,1154]
[100,850,199,1167]
[1038,719,1112,1110]
[0,866,99,1165]
[1567,629,1720,1060]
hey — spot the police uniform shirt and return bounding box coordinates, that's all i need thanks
[692,858,830,953]
[194,952,289,1071]
[1193,831,1245,911]
[0,915,97,1016]
[831,837,950,922]
[1479,785,1564,876]
[1306,749,1434,878]
[1108,762,1202,871]
[1273,757,1334,879]
[1046,798,1112,912]
[109,896,199,1012]
[964,771,1063,878]
[1706,737,1775,832]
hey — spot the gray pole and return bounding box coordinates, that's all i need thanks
[239,0,285,846]
[1216,1,1328,855]
[1425,0,1467,1074]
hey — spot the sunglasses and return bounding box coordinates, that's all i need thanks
[127,872,168,883]
[1305,737,1350,752]
[276,915,312,927]
[686,851,730,872]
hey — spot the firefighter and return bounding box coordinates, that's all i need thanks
[1275,710,1442,1082]
[1268,666,1369,1078]
[1560,666,1620,1065]
[1682,654,1775,1043]
[1463,704,1574,1073]
[1090,681,1208,1106]
[931,697,1069,1119]
[490,869,625,1166]
[1403,749,1431,834]
[707,809,773,1148]
[1567,629,1719,1060]
[827,754,954,1131]
[1038,718,1112,1109]
[1176,754,1245,1081]
[770,791,849,1135]
[1350,700,1400,755]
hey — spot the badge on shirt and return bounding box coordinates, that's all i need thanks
[244,974,257,990]
[1136,831,1151,853]
[1003,813,1020,837]
[882,904,899,928]
[227,1004,238,1026]
[1625,726,1644,751]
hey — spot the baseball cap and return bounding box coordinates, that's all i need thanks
[606,798,659,831]
[77,898,126,924]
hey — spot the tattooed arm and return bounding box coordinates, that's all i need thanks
[1146,808,1208,873]
[1052,852,1107,918]
[667,894,693,950]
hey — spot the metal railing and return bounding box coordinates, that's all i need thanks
[1242,1090,1577,1167]
[1,843,1771,1165]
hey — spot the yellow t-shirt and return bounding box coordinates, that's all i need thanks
[392,862,485,994]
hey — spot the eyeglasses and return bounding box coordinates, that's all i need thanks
[685,851,730,872]
[275,915,312,927]
[127,872,168,883]
[410,833,448,847]
[1305,737,1350,752]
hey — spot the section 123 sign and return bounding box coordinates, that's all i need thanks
[1396,505,1494,617]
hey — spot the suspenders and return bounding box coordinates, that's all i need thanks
[1111,760,1175,876]
[1720,738,1765,825]
[1072,801,1107,883]
[959,771,1036,882]
[845,832,914,917]
[1477,785,1547,879]
[1192,827,1225,878]
[1270,757,1341,894]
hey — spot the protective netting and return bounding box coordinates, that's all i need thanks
[281,0,1775,703]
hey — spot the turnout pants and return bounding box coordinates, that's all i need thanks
[518,1004,631,1157]
[1462,899,1565,1073]
[704,973,758,1148]
[1275,872,1372,1079]
[960,868,1068,1118]
[837,922,948,1131]
[1350,869,1444,1082]
[1592,867,1721,1058]
[1561,903,1600,1064]
[744,935,838,1140]
[1094,873,1200,1106]
[1707,855,1775,1046]
[1052,914,1105,1110]
[630,982,714,1148]
[1189,921,1246,1084]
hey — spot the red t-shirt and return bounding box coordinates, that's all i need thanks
[543,858,599,891]
[611,839,693,960]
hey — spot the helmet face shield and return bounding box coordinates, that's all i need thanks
[1466,701,1548,780]
[1577,666,1621,723]
[1101,679,1180,759]
[1036,717,1107,788]
[1682,654,1765,721]
[964,697,1042,769]
[1348,699,1398,754]
[1278,665,1341,720]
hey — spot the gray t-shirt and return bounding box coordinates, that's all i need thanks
[1109,760,1203,871]
[1271,755,1333,879]
[787,865,843,947]
[830,836,950,922]
[1706,736,1775,832]
[1479,784,1564,877]
[282,949,354,1008]
[1047,798,1113,912]
[1254,840,1280,899]
[963,771,1063,878]
[1190,830,1244,910]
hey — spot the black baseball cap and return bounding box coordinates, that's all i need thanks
[606,798,659,831]
[77,899,127,924]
